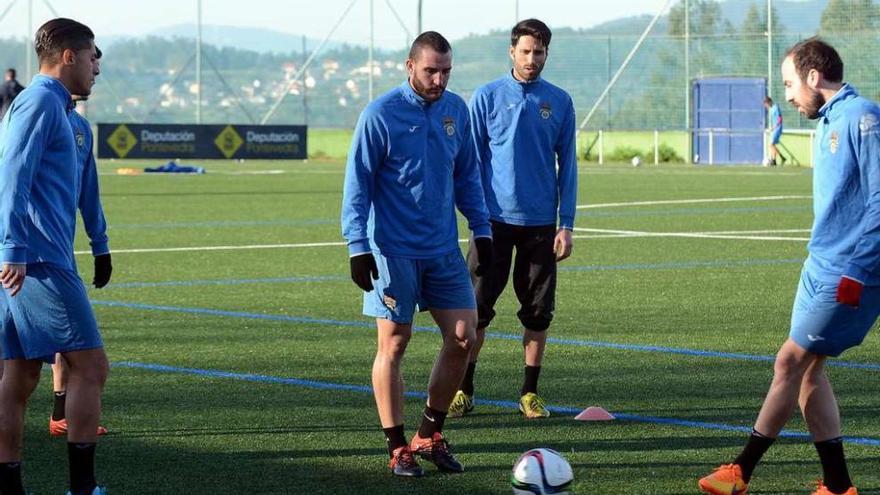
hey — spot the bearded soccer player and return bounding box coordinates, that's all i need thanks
[449,18,577,420]
[341,31,493,477]
[0,18,108,495]
[699,37,879,495]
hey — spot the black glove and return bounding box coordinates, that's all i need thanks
[473,237,494,277]
[350,253,379,292]
[93,253,112,288]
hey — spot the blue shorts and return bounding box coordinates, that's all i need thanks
[363,250,476,324]
[771,129,782,145]
[790,269,880,357]
[0,263,103,363]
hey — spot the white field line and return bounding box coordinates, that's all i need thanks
[577,195,811,209]
[574,227,810,242]
[75,227,811,256]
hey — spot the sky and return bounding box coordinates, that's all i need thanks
[0,0,673,48]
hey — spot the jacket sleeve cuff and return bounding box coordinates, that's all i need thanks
[91,240,110,257]
[559,217,574,230]
[472,224,492,239]
[348,239,372,257]
[843,264,868,285]
[2,247,27,264]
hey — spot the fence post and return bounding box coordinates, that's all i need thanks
[708,129,714,165]
[809,130,814,167]
[654,129,659,165]
[598,130,604,165]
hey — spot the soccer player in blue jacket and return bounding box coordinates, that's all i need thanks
[700,38,876,495]
[449,19,577,420]
[50,59,112,440]
[341,31,493,477]
[0,18,108,495]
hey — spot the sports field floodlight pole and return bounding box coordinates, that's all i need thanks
[684,0,690,164]
[369,0,374,102]
[196,0,202,124]
[259,0,359,125]
[416,0,422,34]
[766,0,772,100]
[25,0,31,82]
[575,0,674,138]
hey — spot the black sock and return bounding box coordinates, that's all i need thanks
[521,365,541,395]
[417,406,447,439]
[0,462,25,495]
[815,437,852,494]
[52,391,67,421]
[733,429,775,482]
[461,362,477,396]
[383,425,407,457]
[68,442,97,495]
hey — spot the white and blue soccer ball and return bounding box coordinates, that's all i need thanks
[511,448,573,495]
[631,156,642,167]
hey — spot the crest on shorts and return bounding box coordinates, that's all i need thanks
[75,131,85,148]
[383,294,397,311]
[829,131,839,154]
[443,117,455,137]
[539,103,552,120]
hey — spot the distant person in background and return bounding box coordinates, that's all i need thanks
[699,38,879,495]
[0,69,25,121]
[449,18,577,420]
[765,96,786,166]
[50,45,111,441]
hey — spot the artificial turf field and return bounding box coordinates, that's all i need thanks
[20,159,880,494]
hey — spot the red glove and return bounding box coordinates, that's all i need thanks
[836,276,863,307]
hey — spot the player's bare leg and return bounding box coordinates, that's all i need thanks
[0,360,42,461]
[62,348,108,444]
[372,319,412,428]
[409,308,474,473]
[754,339,818,436]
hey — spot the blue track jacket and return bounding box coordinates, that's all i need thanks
[0,75,108,271]
[469,71,577,229]
[341,81,491,259]
[806,84,880,285]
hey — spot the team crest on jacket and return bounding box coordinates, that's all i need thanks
[75,131,85,148]
[539,103,552,120]
[443,117,455,136]
[829,131,839,154]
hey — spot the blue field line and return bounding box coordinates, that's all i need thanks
[108,275,346,289]
[560,258,803,272]
[112,360,880,447]
[581,205,809,218]
[91,300,880,372]
[108,219,336,230]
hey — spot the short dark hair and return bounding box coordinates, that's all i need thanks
[764,96,773,105]
[5,68,15,78]
[408,31,451,61]
[785,37,843,83]
[511,18,552,48]
[34,18,94,65]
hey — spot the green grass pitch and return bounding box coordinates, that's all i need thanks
[18,158,880,494]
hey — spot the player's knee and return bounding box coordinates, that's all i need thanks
[519,314,552,332]
[773,350,808,382]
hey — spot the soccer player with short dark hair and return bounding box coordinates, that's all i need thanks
[449,18,577,420]
[49,44,112,441]
[699,37,878,495]
[0,18,108,495]
[341,31,493,477]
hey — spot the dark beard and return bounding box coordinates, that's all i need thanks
[803,90,826,120]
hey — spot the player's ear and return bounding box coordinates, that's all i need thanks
[509,45,515,62]
[405,58,414,76]
[807,68,820,89]
[61,48,77,66]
